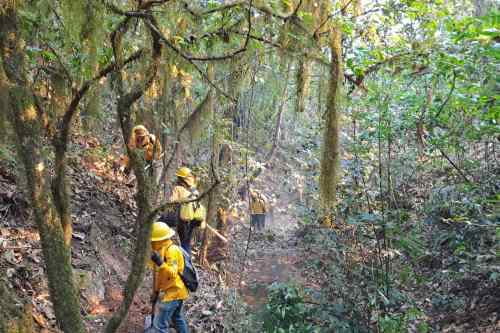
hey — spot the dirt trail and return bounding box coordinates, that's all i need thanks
[238,168,304,309]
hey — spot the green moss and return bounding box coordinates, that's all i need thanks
[295,58,311,113]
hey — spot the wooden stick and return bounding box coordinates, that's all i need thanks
[206,224,228,243]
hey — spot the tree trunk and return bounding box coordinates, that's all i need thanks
[200,64,216,265]
[200,189,214,266]
[207,208,230,263]
[0,7,85,333]
[267,61,291,160]
[105,14,161,333]
[295,58,311,113]
[53,141,73,246]
[319,26,343,213]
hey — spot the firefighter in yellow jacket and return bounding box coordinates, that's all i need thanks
[150,222,189,333]
[250,190,267,231]
[128,125,162,161]
[169,167,206,255]
[117,125,162,176]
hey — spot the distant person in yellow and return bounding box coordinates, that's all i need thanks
[250,190,267,231]
[128,125,162,162]
[169,167,206,255]
[149,222,189,333]
[118,125,162,176]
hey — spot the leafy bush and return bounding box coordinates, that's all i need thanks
[262,283,316,333]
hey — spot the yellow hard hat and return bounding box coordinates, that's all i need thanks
[175,166,193,179]
[133,125,149,137]
[151,222,175,242]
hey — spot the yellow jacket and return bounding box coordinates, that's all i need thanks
[150,240,189,302]
[250,194,267,214]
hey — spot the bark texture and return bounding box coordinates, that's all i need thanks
[320,26,343,212]
[0,6,85,333]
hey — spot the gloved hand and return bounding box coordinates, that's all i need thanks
[151,251,163,266]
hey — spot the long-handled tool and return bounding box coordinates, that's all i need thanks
[206,224,228,243]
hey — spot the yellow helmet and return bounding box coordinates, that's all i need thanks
[132,125,149,137]
[151,222,175,242]
[175,166,193,179]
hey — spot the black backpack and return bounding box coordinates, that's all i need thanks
[178,246,199,292]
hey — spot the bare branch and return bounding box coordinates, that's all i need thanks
[149,178,221,221]
[58,50,144,150]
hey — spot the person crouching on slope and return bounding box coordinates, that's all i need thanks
[150,222,189,333]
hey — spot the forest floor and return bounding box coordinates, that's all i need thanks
[0,136,315,332]
[2,135,497,332]
[232,166,305,310]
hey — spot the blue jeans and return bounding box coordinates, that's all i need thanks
[251,214,266,231]
[154,299,189,333]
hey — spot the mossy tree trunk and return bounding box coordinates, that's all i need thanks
[0,7,85,333]
[319,26,343,214]
[104,11,162,333]
[295,58,311,113]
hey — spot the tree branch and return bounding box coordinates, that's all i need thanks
[58,50,144,151]
[120,1,253,62]
[183,0,245,16]
[45,43,74,90]
[144,19,236,102]
[185,0,253,61]
[314,0,355,37]
[434,70,457,119]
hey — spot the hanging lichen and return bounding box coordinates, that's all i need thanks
[0,0,21,12]
[82,85,100,132]
[50,70,69,116]
[81,0,104,80]
[320,26,343,213]
[60,0,86,44]
[295,58,311,113]
[280,0,295,14]
[182,92,212,143]
[227,54,249,100]
[340,0,362,16]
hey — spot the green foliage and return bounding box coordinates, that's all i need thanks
[261,283,315,333]
[379,308,428,333]
[60,0,86,44]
